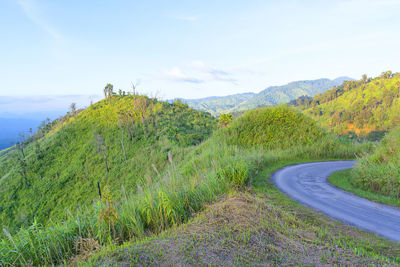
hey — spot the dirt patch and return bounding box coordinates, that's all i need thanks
[95,193,399,266]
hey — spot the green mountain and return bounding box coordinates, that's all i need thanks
[290,71,400,138]
[179,92,255,115]
[181,77,352,115]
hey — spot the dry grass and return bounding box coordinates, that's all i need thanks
[69,237,100,265]
[94,193,399,266]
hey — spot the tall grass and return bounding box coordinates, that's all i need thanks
[0,106,371,266]
[352,126,400,198]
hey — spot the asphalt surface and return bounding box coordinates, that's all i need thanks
[272,161,400,241]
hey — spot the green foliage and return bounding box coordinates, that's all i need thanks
[218,113,233,127]
[97,186,119,240]
[329,169,400,207]
[216,157,249,187]
[291,72,400,137]
[0,95,217,231]
[351,126,400,198]
[223,105,326,150]
[0,97,371,266]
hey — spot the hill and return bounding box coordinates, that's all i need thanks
[224,105,326,150]
[181,77,352,115]
[0,94,217,231]
[0,102,375,266]
[290,71,400,138]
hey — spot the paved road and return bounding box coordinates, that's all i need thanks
[272,161,400,241]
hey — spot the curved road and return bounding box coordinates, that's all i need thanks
[272,161,400,241]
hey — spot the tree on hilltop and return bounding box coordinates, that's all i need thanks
[104,83,114,103]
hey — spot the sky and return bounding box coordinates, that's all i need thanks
[1,0,400,102]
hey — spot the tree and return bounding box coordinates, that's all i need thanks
[70,103,76,115]
[104,83,114,103]
[381,70,393,79]
[133,96,150,135]
[93,132,109,173]
[117,121,127,161]
[149,99,162,138]
[218,113,233,127]
[131,81,140,95]
[396,81,400,98]
[16,135,29,187]
[17,155,29,187]
[362,74,368,84]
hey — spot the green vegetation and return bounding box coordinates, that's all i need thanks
[291,71,400,138]
[328,169,400,207]
[351,126,400,198]
[180,93,255,115]
[225,105,326,150]
[182,78,349,115]
[0,94,217,231]
[0,101,374,266]
[218,113,233,127]
[87,159,399,266]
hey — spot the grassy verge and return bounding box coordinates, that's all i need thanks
[351,126,400,199]
[83,159,400,266]
[328,169,400,208]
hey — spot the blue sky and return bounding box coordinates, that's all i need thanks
[1,0,400,100]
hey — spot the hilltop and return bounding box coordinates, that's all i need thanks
[180,77,352,115]
[290,71,400,138]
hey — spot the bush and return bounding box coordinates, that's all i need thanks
[352,126,400,198]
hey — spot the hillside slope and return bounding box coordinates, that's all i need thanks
[291,72,400,137]
[0,95,216,230]
[181,77,351,115]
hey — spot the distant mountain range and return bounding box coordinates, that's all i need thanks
[179,77,353,115]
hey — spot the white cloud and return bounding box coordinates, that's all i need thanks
[16,0,62,40]
[164,67,204,83]
[163,61,238,84]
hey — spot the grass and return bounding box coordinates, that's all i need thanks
[0,104,375,266]
[351,126,400,199]
[328,169,400,208]
[0,95,217,231]
[83,158,400,266]
[224,105,326,150]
